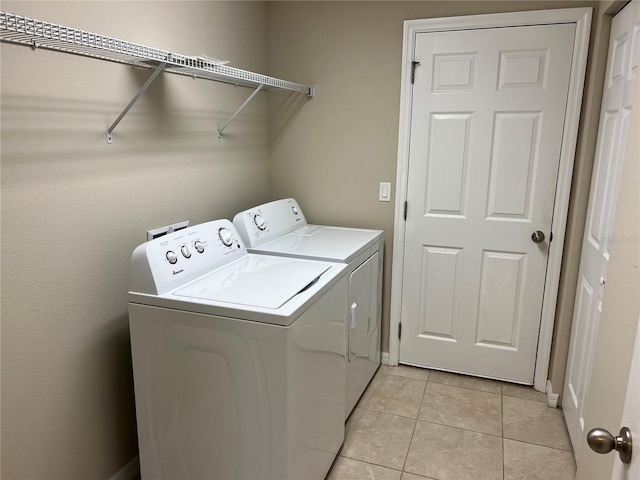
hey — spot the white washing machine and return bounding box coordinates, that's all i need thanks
[233,198,383,418]
[128,219,348,480]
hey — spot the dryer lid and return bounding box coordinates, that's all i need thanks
[256,225,382,262]
[172,255,331,309]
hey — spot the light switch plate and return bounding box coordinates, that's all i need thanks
[379,182,392,202]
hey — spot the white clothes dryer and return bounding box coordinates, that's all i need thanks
[233,198,383,418]
[128,219,348,480]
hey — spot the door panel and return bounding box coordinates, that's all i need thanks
[419,246,462,340]
[399,23,576,383]
[575,10,640,473]
[425,114,470,216]
[477,251,525,349]
[348,253,378,362]
[563,1,640,453]
[345,251,381,418]
[487,112,539,219]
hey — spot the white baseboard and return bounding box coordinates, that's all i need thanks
[381,352,390,365]
[546,380,560,408]
[109,455,139,480]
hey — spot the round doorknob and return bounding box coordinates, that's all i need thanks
[531,231,545,243]
[587,427,632,464]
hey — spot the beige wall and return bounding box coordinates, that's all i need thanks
[1,2,271,478]
[267,0,612,400]
[0,1,622,477]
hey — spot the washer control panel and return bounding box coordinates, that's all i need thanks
[233,198,307,248]
[130,219,246,295]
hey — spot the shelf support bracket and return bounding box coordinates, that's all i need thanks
[106,62,167,144]
[217,83,265,140]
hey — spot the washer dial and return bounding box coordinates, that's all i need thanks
[218,227,234,247]
[181,245,191,258]
[194,241,205,253]
[166,250,178,264]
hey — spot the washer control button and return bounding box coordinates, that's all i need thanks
[194,241,205,253]
[166,250,178,264]
[292,206,299,215]
[219,227,234,246]
[181,245,191,258]
[254,214,267,231]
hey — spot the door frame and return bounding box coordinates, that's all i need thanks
[389,8,592,392]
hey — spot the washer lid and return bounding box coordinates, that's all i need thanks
[173,255,331,309]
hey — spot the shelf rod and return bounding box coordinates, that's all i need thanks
[217,83,265,140]
[106,62,167,144]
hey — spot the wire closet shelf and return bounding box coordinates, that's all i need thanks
[0,11,315,142]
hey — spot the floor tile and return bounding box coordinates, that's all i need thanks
[418,382,502,435]
[400,472,436,480]
[357,371,426,418]
[331,368,574,480]
[503,438,576,480]
[503,396,572,450]
[383,364,431,381]
[326,457,402,480]
[341,408,416,470]
[404,421,503,480]
[502,382,548,403]
[428,370,502,394]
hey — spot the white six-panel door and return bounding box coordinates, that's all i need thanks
[399,24,575,383]
[563,0,640,454]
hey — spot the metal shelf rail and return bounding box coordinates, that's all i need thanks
[0,11,315,142]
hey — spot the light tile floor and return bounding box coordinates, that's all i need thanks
[327,365,576,480]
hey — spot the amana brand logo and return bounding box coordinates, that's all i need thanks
[173,269,184,276]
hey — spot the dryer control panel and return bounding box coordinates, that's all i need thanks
[130,219,246,295]
[233,198,307,247]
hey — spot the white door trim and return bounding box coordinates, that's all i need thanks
[389,8,592,391]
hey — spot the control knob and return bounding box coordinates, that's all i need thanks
[254,214,267,231]
[181,245,191,258]
[292,206,299,215]
[194,241,205,253]
[219,227,234,247]
[166,250,178,264]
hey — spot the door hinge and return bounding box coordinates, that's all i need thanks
[398,322,402,340]
[411,61,421,84]
[403,201,408,220]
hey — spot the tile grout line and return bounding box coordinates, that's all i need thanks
[427,380,502,395]
[413,417,505,440]
[502,436,575,452]
[333,455,404,475]
[399,372,429,475]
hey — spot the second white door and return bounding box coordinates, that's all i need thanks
[563,0,640,454]
[399,23,575,383]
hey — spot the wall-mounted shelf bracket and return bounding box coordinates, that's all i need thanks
[216,83,315,140]
[217,83,264,140]
[106,61,167,144]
